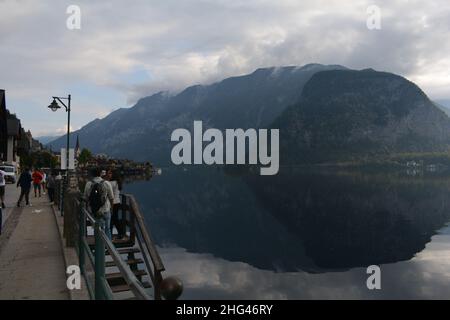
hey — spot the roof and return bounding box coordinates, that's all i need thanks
[0,89,5,113]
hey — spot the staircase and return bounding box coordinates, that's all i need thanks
[86,237,151,298]
[75,193,183,300]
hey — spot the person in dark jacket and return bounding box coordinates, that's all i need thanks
[17,167,33,207]
[46,171,56,204]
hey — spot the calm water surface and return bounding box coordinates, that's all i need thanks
[124,167,450,299]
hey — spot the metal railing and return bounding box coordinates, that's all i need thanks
[68,189,182,300]
[121,194,166,299]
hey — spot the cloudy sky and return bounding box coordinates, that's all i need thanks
[1,0,449,137]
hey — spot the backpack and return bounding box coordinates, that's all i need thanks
[88,181,107,216]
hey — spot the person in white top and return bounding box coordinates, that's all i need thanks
[107,169,124,239]
[55,171,62,180]
[0,169,6,209]
[84,168,114,240]
[42,171,47,195]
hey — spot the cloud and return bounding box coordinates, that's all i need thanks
[1,0,450,134]
[159,232,450,299]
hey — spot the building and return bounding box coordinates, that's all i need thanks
[6,111,21,165]
[0,90,8,161]
[0,89,33,168]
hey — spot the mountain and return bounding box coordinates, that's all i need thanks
[434,100,450,117]
[274,69,450,164]
[436,99,450,108]
[36,135,59,145]
[47,64,347,163]
[244,169,450,270]
[49,65,450,165]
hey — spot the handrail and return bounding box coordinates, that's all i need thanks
[84,209,95,224]
[66,178,182,300]
[122,194,165,299]
[77,196,155,300]
[78,199,150,300]
[126,194,165,272]
[93,213,111,300]
[99,228,152,300]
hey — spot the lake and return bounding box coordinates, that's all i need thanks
[124,166,450,299]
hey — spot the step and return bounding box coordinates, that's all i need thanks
[86,235,131,245]
[106,269,148,287]
[117,247,140,255]
[105,258,143,268]
[87,235,134,248]
[110,281,152,293]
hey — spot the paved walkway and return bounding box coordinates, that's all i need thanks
[0,185,69,299]
[1,184,20,226]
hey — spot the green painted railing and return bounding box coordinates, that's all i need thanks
[73,194,183,300]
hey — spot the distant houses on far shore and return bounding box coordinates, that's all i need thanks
[74,153,153,177]
[0,89,42,169]
[50,136,153,175]
[80,152,153,175]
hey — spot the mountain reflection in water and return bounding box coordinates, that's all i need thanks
[124,167,450,299]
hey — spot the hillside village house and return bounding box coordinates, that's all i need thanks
[6,111,21,164]
[0,89,38,169]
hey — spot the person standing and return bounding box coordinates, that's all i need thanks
[107,169,124,239]
[17,168,32,207]
[0,168,6,209]
[41,170,47,195]
[46,171,56,204]
[32,168,43,197]
[83,167,114,239]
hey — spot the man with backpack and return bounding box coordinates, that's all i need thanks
[83,167,114,239]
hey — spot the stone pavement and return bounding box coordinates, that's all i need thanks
[1,183,20,228]
[0,185,69,299]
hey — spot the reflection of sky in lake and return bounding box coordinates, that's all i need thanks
[125,168,450,299]
[160,224,450,299]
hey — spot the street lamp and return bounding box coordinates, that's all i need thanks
[48,99,61,112]
[48,94,71,215]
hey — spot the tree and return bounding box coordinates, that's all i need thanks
[20,151,57,169]
[78,148,92,167]
[37,151,58,168]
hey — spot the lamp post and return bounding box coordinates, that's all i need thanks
[48,95,71,215]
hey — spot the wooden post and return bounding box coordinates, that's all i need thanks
[63,190,79,247]
[63,174,80,247]
[94,219,106,300]
[78,202,86,275]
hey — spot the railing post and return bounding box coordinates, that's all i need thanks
[154,272,163,300]
[78,203,85,276]
[94,218,106,300]
[59,175,66,216]
[55,180,60,210]
[63,189,79,247]
[121,194,127,236]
